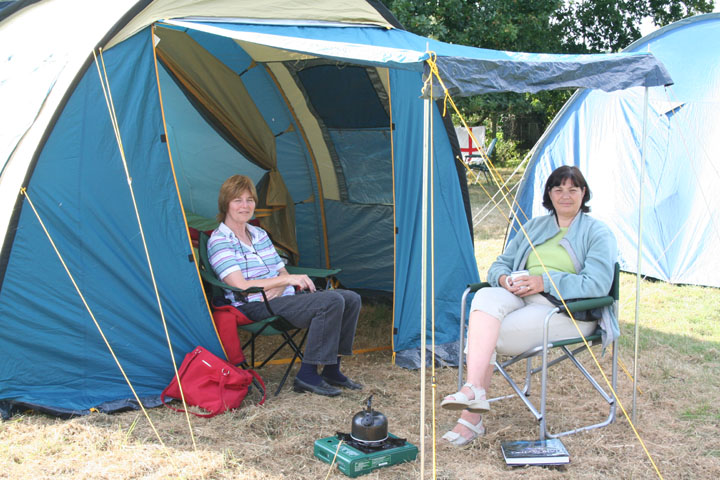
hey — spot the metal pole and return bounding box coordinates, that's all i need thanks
[632,86,649,422]
[419,95,430,479]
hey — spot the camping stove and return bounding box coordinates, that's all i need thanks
[313,432,418,478]
[314,396,418,477]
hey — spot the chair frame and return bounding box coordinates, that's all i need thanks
[457,264,620,440]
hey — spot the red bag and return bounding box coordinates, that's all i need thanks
[161,346,265,417]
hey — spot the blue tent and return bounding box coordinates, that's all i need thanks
[512,13,720,287]
[0,0,670,417]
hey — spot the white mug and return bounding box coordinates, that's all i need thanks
[505,270,529,288]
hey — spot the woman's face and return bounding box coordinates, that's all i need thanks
[225,190,256,226]
[549,178,585,219]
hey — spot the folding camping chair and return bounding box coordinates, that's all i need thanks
[457,263,620,439]
[464,138,495,184]
[197,232,341,395]
[465,154,491,182]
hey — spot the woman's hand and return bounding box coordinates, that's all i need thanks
[285,273,316,292]
[509,275,544,297]
[264,285,286,300]
[499,274,526,294]
[499,275,513,293]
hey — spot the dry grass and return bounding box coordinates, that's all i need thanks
[3,333,719,479]
[2,175,720,479]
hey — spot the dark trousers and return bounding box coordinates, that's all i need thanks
[238,289,361,365]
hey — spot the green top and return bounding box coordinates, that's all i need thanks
[526,228,576,276]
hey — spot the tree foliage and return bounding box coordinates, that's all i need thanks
[555,0,714,53]
[383,0,714,151]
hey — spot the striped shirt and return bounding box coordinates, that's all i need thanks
[207,222,294,305]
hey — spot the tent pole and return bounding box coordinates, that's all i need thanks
[632,86,649,422]
[419,95,430,478]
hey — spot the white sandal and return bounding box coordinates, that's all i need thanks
[441,417,485,446]
[440,382,490,413]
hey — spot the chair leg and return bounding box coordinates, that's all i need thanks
[457,287,472,392]
[523,357,533,396]
[538,308,559,440]
[242,322,276,368]
[246,336,256,368]
[494,359,542,421]
[540,339,619,439]
[274,329,309,396]
[258,329,304,369]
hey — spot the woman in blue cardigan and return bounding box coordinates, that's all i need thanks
[441,166,617,446]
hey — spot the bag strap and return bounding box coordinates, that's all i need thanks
[247,368,267,406]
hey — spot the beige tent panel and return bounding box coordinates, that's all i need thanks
[376,67,390,97]
[234,40,318,63]
[108,0,393,49]
[237,41,392,100]
[156,27,299,256]
[266,63,340,202]
[156,26,277,166]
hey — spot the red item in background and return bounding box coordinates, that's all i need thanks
[211,305,253,365]
[188,227,214,248]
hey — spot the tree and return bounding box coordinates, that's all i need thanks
[384,0,714,156]
[555,0,715,53]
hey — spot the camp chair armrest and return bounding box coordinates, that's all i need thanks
[467,282,491,293]
[563,295,614,313]
[286,265,342,279]
[199,269,264,295]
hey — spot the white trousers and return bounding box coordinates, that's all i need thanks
[469,287,597,357]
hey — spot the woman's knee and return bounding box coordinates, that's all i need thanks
[314,290,346,313]
[470,287,523,320]
[341,289,361,308]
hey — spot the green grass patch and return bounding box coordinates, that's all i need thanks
[679,403,720,422]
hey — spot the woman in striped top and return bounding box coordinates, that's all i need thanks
[208,175,362,397]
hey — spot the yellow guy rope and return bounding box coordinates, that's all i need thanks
[427,60,529,232]
[460,158,482,183]
[471,158,529,225]
[20,189,179,466]
[428,55,438,479]
[389,67,398,365]
[92,47,198,452]
[461,158,520,234]
[324,439,344,480]
[618,357,643,394]
[150,26,226,362]
[425,56,664,480]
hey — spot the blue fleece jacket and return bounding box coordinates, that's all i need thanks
[487,212,619,347]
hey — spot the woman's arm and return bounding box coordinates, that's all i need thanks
[222,267,315,293]
[208,227,316,295]
[544,221,617,300]
[487,226,529,287]
[265,268,305,299]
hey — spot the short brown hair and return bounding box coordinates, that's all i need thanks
[216,175,258,223]
[541,165,592,214]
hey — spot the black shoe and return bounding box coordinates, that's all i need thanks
[322,375,364,390]
[293,377,342,397]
